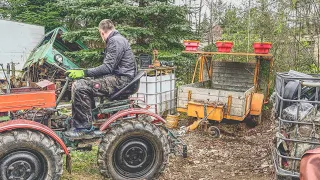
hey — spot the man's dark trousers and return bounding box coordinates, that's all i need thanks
[71,75,131,129]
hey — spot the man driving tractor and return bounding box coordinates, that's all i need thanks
[64,19,136,137]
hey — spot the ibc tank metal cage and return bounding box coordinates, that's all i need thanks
[131,67,176,116]
[273,71,320,179]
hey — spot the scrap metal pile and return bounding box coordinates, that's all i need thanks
[273,70,320,178]
[3,27,87,100]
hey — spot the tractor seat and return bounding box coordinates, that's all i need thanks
[109,71,146,101]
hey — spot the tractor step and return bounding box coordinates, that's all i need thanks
[65,130,105,141]
[76,144,93,151]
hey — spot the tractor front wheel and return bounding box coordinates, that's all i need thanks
[98,119,170,180]
[0,130,63,180]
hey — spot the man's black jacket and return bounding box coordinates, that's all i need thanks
[85,30,136,79]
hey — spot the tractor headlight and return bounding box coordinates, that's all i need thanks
[54,54,63,63]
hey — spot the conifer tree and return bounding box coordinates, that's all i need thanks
[0,0,65,32]
[60,0,192,66]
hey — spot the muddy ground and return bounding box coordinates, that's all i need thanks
[62,110,275,180]
[160,111,275,180]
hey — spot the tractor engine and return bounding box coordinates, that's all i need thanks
[0,81,66,130]
[11,109,68,130]
[13,109,52,122]
[12,109,68,130]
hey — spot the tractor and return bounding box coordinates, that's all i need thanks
[0,70,186,180]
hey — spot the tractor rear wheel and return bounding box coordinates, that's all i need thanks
[97,119,170,180]
[0,130,63,180]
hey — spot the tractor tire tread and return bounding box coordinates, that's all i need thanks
[98,119,170,180]
[0,130,63,180]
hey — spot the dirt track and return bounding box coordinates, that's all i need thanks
[160,110,275,180]
[62,111,275,180]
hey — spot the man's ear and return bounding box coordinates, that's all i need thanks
[99,30,105,42]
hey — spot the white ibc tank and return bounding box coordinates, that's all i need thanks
[131,69,176,115]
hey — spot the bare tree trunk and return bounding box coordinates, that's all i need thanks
[208,0,213,44]
[189,0,192,28]
[197,0,203,36]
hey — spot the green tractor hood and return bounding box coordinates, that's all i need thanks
[23,27,87,71]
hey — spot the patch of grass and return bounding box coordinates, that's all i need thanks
[62,146,103,180]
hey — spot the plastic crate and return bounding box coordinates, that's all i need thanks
[253,42,272,54]
[215,41,233,53]
[183,40,200,52]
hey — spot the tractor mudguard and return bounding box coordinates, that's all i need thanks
[0,119,72,173]
[0,120,69,155]
[99,108,166,131]
[300,147,320,180]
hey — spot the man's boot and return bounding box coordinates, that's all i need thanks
[64,126,104,140]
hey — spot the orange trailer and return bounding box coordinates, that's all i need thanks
[177,51,273,137]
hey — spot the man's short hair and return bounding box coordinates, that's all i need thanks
[99,19,115,32]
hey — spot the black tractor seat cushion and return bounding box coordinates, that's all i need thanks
[109,71,146,101]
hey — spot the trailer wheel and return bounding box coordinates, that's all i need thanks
[207,126,220,138]
[0,130,63,180]
[98,119,170,180]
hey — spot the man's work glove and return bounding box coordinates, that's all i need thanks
[65,69,85,79]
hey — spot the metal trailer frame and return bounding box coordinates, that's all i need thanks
[273,72,320,179]
[178,51,274,121]
[182,51,274,101]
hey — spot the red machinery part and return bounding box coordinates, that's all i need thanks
[300,148,320,180]
[99,108,166,131]
[0,119,69,156]
[0,90,56,112]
